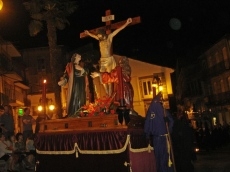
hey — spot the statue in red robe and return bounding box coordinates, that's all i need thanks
[91,56,134,124]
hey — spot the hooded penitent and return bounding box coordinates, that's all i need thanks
[144,93,173,136]
[144,93,174,172]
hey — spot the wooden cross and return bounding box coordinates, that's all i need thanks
[80,9,141,38]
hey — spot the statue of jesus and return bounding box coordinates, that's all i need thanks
[84,18,132,96]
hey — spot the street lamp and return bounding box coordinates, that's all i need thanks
[152,75,163,97]
[37,79,55,114]
[37,98,55,113]
[0,0,3,11]
[42,79,47,115]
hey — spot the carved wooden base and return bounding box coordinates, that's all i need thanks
[38,114,127,133]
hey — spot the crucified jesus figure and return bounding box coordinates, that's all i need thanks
[84,18,132,96]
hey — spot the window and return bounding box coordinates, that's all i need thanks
[220,79,225,92]
[213,82,217,94]
[215,52,220,64]
[228,77,230,91]
[222,47,229,69]
[139,77,153,99]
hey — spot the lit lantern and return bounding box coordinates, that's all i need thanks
[49,104,55,111]
[0,0,3,11]
[38,105,43,111]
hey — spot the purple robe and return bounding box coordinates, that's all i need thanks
[144,93,174,172]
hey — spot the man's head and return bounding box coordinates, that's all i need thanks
[0,133,5,141]
[3,105,12,114]
[24,107,30,115]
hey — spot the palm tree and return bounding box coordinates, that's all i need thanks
[23,0,78,118]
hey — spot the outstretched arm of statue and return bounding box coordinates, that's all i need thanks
[110,18,132,38]
[84,30,99,40]
[58,72,68,86]
[58,77,67,86]
[90,72,100,78]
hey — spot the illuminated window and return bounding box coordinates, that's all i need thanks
[139,77,153,99]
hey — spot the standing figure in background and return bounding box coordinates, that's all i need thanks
[85,18,132,96]
[172,113,195,172]
[22,108,35,141]
[58,53,89,116]
[0,105,15,140]
[144,93,174,172]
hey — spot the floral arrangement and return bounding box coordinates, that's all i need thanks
[69,93,118,118]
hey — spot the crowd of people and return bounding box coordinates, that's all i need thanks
[195,121,230,151]
[0,105,36,172]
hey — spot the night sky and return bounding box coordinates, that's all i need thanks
[1,0,230,68]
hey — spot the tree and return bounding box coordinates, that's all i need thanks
[23,0,78,118]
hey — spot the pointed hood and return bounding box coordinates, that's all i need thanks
[144,92,168,136]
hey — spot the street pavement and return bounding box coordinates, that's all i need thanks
[194,144,230,172]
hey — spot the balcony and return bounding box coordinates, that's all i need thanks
[8,90,25,106]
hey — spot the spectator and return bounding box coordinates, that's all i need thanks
[7,134,20,172]
[26,134,35,153]
[22,108,35,141]
[172,113,195,172]
[0,105,15,140]
[0,106,5,133]
[26,134,35,169]
[7,134,16,152]
[0,133,12,162]
[15,133,26,153]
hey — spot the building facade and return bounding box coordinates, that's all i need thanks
[21,46,68,119]
[0,37,29,132]
[175,34,230,128]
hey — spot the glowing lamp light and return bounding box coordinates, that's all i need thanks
[152,83,157,88]
[49,104,55,111]
[18,108,23,116]
[38,105,43,111]
[159,85,163,91]
[0,0,3,11]
[43,79,47,84]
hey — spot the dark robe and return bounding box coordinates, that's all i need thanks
[64,63,88,116]
[144,93,174,172]
[172,116,195,172]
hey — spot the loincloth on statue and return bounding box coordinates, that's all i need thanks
[100,56,117,73]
